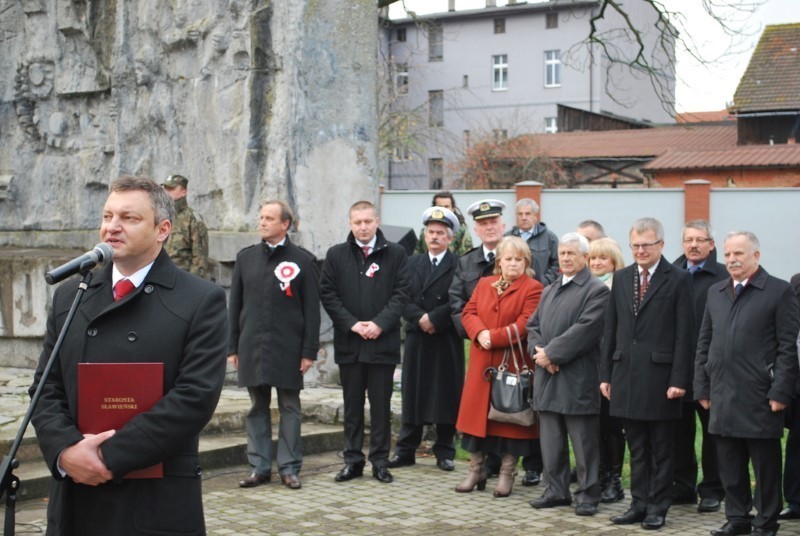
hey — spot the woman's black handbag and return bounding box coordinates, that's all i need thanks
[484,324,536,427]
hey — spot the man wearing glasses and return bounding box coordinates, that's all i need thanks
[671,220,728,513]
[600,217,694,530]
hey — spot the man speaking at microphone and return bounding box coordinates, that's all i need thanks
[29,175,228,536]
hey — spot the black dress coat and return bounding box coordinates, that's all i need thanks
[600,259,695,420]
[448,246,495,337]
[320,229,410,365]
[228,237,320,390]
[401,251,464,424]
[527,266,610,415]
[694,267,799,438]
[29,249,228,536]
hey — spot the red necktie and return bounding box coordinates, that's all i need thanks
[639,268,649,302]
[361,246,370,259]
[114,279,135,301]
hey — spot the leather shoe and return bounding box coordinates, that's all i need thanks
[521,469,541,486]
[710,521,752,536]
[575,503,597,516]
[387,454,415,469]
[529,495,571,509]
[334,462,364,482]
[436,458,455,472]
[372,466,393,483]
[280,473,302,489]
[751,529,777,536]
[610,508,646,525]
[641,514,665,530]
[699,497,722,513]
[238,472,270,488]
[779,507,800,520]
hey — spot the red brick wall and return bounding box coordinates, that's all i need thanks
[654,169,800,188]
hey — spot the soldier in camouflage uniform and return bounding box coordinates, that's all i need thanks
[414,191,473,256]
[162,174,210,278]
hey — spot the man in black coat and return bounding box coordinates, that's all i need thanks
[228,200,320,490]
[320,200,410,484]
[388,207,464,472]
[600,217,694,530]
[671,220,728,513]
[30,176,228,536]
[696,231,799,536]
[781,274,800,521]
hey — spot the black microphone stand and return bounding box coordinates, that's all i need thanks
[1,268,95,536]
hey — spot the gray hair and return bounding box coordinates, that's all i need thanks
[577,219,605,237]
[516,198,540,214]
[726,231,760,253]
[630,217,664,242]
[559,232,589,254]
[111,175,175,224]
[683,219,714,239]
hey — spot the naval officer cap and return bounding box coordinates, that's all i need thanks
[162,174,189,188]
[422,206,459,231]
[466,199,506,220]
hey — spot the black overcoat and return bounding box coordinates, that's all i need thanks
[228,237,320,390]
[694,267,799,438]
[320,229,410,364]
[29,249,228,536]
[448,246,495,337]
[600,259,695,420]
[401,251,464,424]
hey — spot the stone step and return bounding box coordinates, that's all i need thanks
[11,422,345,502]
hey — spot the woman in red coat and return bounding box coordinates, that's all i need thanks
[455,236,543,497]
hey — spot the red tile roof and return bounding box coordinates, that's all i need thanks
[675,110,735,124]
[643,143,800,171]
[731,23,800,113]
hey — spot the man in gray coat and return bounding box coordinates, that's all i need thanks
[696,231,799,536]
[506,198,559,285]
[228,201,320,490]
[527,233,610,517]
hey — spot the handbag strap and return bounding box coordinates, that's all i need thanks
[511,324,529,374]
[504,325,526,376]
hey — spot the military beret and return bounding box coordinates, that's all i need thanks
[163,174,189,188]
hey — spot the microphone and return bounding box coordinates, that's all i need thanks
[45,243,114,285]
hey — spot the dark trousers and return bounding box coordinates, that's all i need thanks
[784,402,800,512]
[394,423,456,461]
[540,412,601,505]
[245,385,302,476]
[339,362,395,468]
[599,396,625,472]
[716,435,782,531]
[672,401,724,501]
[625,418,675,516]
[486,440,543,473]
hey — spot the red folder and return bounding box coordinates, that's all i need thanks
[77,362,164,479]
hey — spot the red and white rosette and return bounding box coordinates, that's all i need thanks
[366,262,380,278]
[274,261,300,296]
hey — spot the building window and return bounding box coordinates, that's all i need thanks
[544,117,558,133]
[493,129,508,143]
[494,18,506,34]
[429,90,444,127]
[545,49,561,87]
[546,12,558,29]
[428,24,443,61]
[463,74,469,88]
[397,28,407,42]
[429,158,444,190]
[393,146,410,161]
[395,63,408,95]
[492,54,508,91]
[464,130,471,151]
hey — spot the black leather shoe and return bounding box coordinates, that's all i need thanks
[710,521,752,536]
[529,495,571,509]
[334,463,365,482]
[779,507,800,520]
[641,514,665,530]
[521,469,541,486]
[610,508,646,525]
[698,497,722,513]
[372,466,393,483]
[387,454,415,469]
[751,529,777,536]
[436,458,455,472]
[575,503,598,516]
[238,472,270,488]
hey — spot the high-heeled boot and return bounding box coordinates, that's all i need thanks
[493,453,518,497]
[601,433,625,503]
[455,451,487,493]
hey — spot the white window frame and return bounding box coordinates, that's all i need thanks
[492,54,508,91]
[428,25,443,61]
[544,117,558,134]
[395,63,408,95]
[429,90,444,127]
[545,49,561,87]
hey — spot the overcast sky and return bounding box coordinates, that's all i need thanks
[387,0,800,113]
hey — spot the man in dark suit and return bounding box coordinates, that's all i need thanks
[320,200,410,484]
[671,220,728,513]
[506,198,559,285]
[389,206,464,472]
[527,232,610,517]
[228,200,320,490]
[780,273,800,521]
[600,217,694,530]
[696,231,799,536]
[30,176,228,536]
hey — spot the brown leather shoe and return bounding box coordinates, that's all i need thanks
[238,472,271,488]
[281,474,302,489]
